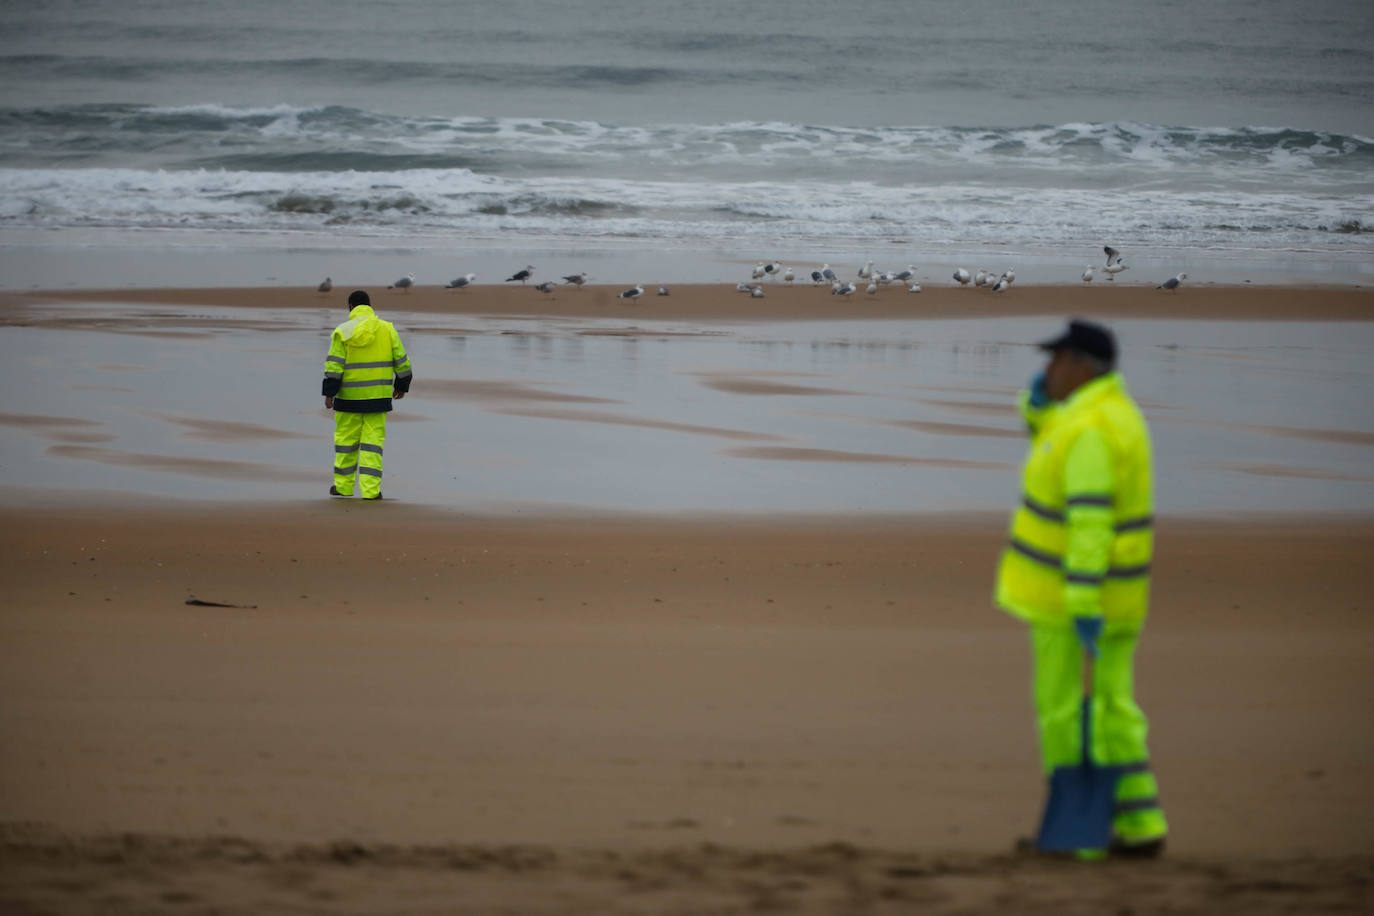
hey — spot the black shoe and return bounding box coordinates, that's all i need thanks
[1110,837,1166,859]
[329,485,349,497]
[362,492,382,500]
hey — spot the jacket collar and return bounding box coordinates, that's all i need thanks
[1061,371,1123,415]
[347,304,376,320]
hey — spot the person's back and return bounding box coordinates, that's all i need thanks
[321,290,412,499]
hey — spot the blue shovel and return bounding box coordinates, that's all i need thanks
[1035,648,1122,852]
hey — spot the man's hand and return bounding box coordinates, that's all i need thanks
[1072,615,1103,658]
[393,389,405,400]
[324,396,334,410]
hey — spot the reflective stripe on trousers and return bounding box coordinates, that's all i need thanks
[333,411,386,498]
[1030,624,1168,844]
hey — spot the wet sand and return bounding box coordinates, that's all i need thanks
[5,280,1374,322]
[2,504,1372,913]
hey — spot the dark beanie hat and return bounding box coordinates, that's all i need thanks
[347,289,370,307]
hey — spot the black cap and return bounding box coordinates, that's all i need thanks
[1037,318,1117,366]
[347,289,370,307]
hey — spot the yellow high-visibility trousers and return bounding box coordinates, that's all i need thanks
[333,411,386,498]
[1031,625,1168,845]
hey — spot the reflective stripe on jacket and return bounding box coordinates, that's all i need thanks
[995,372,1154,632]
[322,305,412,413]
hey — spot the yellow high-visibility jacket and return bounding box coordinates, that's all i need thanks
[322,305,412,412]
[995,372,1154,632]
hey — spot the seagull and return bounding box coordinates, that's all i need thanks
[876,271,898,286]
[866,281,878,294]
[388,273,414,292]
[1104,262,1129,280]
[907,283,923,293]
[1003,268,1015,285]
[810,268,824,284]
[534,280,557,293]
[444,273,476,289]
[616,283,644,300]
[658,286,671,296]
[893,265,916,282]
[562,272,588,286]
[783,267,794,284]
[991,275,1010,292]
[953,268,971,286]
[751,262,766,281]
[1104,246,1123,267]
[316,276,332,293]
[858,260,875,279]
[1082,266,1095,283]
[821,263,838,283]
[736,281,756,293]
[974,268,989,287]
[763,261,782,279]
[751,286,765,298]
[831,281,856,296]
[505,265,535,284]
[1157,272,1188,291]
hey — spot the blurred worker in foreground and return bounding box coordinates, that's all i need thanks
[322,289,412,500]
[995,318,1168,858]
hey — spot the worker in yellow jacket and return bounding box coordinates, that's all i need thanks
[995,318,1168,858]
[322,289,412,500]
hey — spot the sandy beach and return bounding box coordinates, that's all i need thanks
[2,284,1372,913]
[6,281,1373,323]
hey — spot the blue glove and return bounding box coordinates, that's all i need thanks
[1073,616,1103,658]
[1028,371,1050,408]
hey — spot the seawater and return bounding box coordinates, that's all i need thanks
[0,0,1372,284]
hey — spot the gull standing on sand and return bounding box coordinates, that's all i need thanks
[658,286,671,296]
[1104,246,1124,267]
[783,267,794,284]
[534,280,557,294]
[444,273,476,289]
[953,267,971,286]
[866,281,878,294]
[821,264,838,283]
[752,263,767,281]
[908,283,922,293]
[617,283,644,300]
[1104,262,1129,280]
[506,265,535,284]
[974,268,989,287]
[388,273,414,292]
[991,274,1010,293]
[858,260,875,279]
[737,282,756,293]
[1157,272,1188,291]
[751,286,765,298]
[763,261,782,279]
[832,281,856,296]
[893,265,916,282]
[810,268,824,284]
[1082,266,1095,283]
[317,277,332,293]
[562,272,588,286]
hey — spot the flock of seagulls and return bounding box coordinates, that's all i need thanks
[950,266,1014,292]
[323,249,1188,302]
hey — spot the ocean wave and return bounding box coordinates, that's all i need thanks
[2,103,1371,183]
[2,165,1369,253]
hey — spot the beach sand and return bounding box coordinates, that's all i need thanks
[5,281,1373,323]
[1,284,1372,913]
